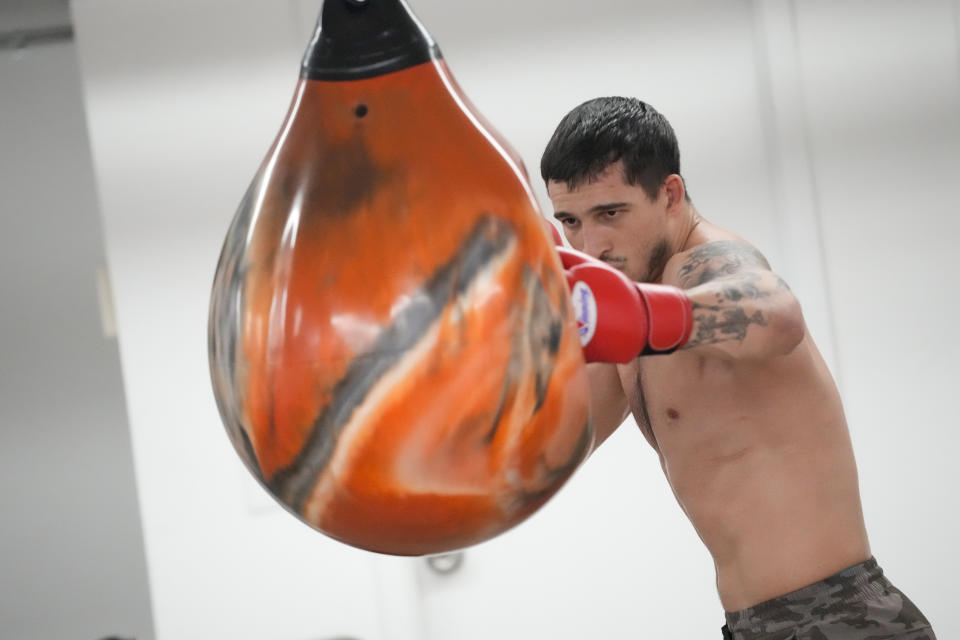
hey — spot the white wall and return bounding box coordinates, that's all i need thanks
[794,1,960,631]
[68,0,957,638]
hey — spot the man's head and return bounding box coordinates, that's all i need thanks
[541,97,691,283]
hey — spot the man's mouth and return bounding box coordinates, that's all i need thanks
[601,258,626,271]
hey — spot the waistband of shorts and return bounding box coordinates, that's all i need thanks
[725,556,888,632]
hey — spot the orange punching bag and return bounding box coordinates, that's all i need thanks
[208,0,591,556]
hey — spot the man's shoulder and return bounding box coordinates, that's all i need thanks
[663,236,771,288]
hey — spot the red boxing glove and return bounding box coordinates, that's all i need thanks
[557,248,694,363]
[541,217,563,246]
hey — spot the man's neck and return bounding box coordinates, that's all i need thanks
[674,203,702,253]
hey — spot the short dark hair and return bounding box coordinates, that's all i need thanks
[540,97,686,201]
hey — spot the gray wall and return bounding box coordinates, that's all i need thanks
[0,2,155,638]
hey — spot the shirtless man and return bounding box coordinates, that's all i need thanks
[541,97,936,639]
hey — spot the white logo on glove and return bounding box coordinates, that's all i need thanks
[571,281,598,347]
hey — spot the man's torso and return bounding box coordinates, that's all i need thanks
[616,230,871,611]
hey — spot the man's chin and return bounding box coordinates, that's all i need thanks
[625,267,654,283]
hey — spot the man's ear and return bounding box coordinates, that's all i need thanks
[663,174,686,213]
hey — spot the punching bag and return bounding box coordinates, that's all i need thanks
[208,0,591,556]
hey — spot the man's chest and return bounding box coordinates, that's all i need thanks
[616,354,739,455]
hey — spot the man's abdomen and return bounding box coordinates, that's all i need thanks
[670,440,871,612]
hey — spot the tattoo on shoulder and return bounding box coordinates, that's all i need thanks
[676,241,771,288]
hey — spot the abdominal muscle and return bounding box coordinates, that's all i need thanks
[621,335,872,612]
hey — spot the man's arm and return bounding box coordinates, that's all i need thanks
[584,362,630,452]
[669,241,805,360]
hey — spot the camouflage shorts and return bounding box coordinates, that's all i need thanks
[721,557,936,639]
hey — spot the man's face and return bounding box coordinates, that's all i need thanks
[547,162,671,283]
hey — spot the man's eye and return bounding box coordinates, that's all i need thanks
[560,218,578,227]
[604,210,619,218]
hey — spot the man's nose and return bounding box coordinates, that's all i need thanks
[580,224,611,259]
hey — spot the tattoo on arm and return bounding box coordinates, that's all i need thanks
[719,272,768,302]
[691,302,767,345]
